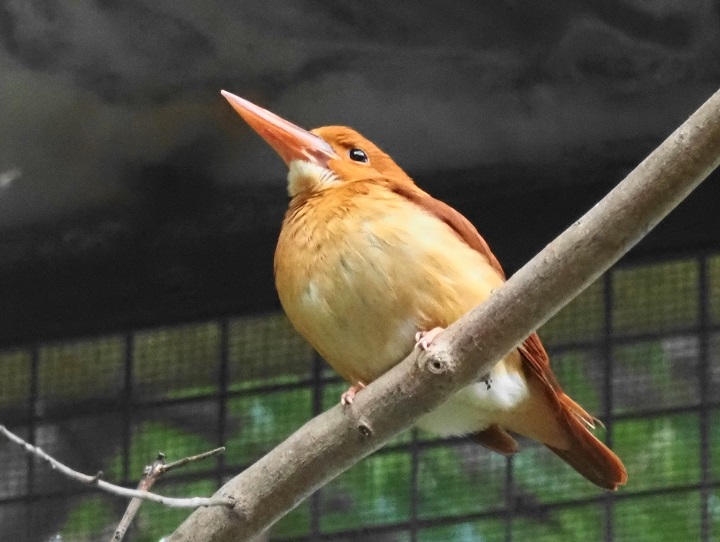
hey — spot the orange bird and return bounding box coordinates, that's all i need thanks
[221,90,627,490]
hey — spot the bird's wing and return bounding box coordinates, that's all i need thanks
[387,179,573,397]
[385,180,623,487]
[517,331,560,389]
[387,181,506,279]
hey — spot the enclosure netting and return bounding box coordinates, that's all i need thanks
[1,253,719,541]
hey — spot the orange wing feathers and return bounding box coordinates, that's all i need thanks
[388,178,627,490]
[387,180,506,279]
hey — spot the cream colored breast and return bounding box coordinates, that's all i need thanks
[275,189,505,385]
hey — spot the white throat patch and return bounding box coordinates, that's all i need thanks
[287,160,340,197]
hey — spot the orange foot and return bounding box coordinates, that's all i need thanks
[341,383,366,405]
[414,327,445,351]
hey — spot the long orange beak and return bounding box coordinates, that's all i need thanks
[221,90,338,167]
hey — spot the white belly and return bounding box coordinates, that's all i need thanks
[417,368,529,436]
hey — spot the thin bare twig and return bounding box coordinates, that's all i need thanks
[0,425,235,509]
[112,448,226,542]
[163,447,226,473]
[111,455,166,542]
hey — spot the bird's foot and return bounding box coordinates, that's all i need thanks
[341,383,366,405]
[414,327,445,351]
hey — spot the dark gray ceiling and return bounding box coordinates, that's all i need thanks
[0,1,718,228]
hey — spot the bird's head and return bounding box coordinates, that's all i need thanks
[221,91,413,198]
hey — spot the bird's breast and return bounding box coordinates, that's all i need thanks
[274,188,505,385]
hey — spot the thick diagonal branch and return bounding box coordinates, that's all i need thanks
[170,88,720,542]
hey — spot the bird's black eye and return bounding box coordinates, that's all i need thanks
[348,148,369,163]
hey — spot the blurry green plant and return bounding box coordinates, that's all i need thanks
[60,496,116,541]
[613,260,699,334]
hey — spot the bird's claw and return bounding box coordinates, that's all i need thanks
[414,327,445,351]
[341,383,366,405]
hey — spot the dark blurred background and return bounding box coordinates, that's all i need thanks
[1,2,720,541]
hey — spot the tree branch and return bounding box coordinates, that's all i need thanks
[169,88,720,541]
[112,454,168,542]
[0,425,235,509]
[112,448,226,542]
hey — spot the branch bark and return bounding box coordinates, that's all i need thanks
[169,88,720,541]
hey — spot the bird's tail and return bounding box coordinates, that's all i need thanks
[547,393,627,491]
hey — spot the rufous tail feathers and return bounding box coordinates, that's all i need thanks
[509,337,627,490]
[547,393,627,490]
[474,373,627,490]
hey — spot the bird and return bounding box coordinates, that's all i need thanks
[221,90,628,490]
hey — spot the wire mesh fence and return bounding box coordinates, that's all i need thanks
[1,251,719,541]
